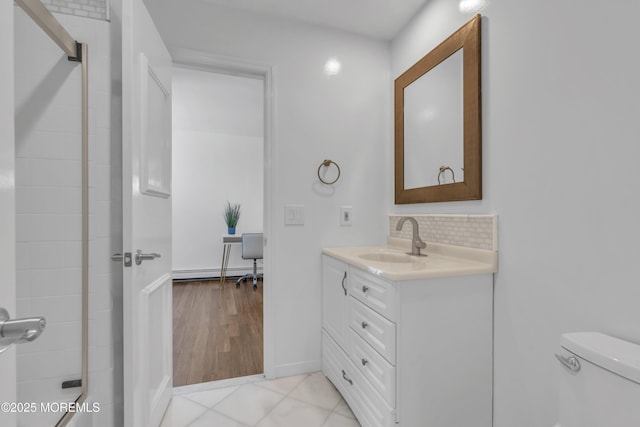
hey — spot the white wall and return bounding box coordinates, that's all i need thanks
[172,67,264,278]
[14,8,118,427]
[146,1,390,376]
[391,1,640,426]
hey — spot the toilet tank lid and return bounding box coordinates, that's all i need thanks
[561,332,640,384]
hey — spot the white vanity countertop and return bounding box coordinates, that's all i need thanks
[322,237,497,281]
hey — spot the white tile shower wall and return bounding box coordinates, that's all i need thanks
[14,8,115,427]
[41,0,108,21]
[389,214,497,251]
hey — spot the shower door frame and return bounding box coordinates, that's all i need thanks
[0,1,17,425]
[14,1,90,426]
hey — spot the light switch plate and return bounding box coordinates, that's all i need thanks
[284,205,304,225]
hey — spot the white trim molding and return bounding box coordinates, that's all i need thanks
[140,52,172,197]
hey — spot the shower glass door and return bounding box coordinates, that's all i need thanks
[13,4,87,426]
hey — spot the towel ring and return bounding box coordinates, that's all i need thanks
[437,166,456,185]
[317,159,341,185]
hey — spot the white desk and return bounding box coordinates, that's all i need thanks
[220,234,242,284]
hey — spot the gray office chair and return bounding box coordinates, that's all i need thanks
[236,233,263,289]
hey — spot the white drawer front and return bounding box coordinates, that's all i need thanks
[322,331,351,398]
[349,329,396,408]
[349,297,396,364]
[322,332,395,427]
[350,267,396,321]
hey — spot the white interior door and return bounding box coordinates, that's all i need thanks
[0,2,17,426]
[121,0,173,425]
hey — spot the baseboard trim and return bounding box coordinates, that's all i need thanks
[274,359,322,378]
[172,373,266,396]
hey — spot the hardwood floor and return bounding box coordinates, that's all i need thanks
[172,279,263,387]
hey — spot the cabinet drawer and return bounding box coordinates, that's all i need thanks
[322,332,395,427]
[349,297,396,364]
[322,331,351,399]
[350,267,396,321]
[349,329,396,408]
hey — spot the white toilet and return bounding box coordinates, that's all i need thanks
[555,332,640,427]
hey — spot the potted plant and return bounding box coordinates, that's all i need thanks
[224,201,241,235]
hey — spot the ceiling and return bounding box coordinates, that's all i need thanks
[192,0,432,40]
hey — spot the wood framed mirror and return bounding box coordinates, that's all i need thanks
[395,14,482,204]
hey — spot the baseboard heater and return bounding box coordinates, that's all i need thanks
[172,267,263,281]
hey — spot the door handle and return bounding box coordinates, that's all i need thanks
[135,250,161,265]
[0,307,46,355]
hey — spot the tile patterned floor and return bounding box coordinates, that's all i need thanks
[161,372,361,427]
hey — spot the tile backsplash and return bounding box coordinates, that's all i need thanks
[389,214,497,251]
[40,0,108,21]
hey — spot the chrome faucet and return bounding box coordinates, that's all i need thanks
[396,217,427,256]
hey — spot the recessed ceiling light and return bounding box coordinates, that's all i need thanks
[324,57,342,76]
[459,0,486,13]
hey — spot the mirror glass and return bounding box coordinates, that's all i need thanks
[395,15,481,204]
[404,49,463,189]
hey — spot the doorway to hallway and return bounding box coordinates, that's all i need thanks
[171,65,266,387]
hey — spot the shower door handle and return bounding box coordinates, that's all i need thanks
[135,250,161,265]
[0,307,46,355]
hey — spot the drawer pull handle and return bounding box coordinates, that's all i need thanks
[341,272,347,296]
[362,285,369,293]
[361,321,368,329]
[342,370,353,385]
[361,358,368,366]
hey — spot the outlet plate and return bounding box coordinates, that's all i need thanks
[340,206,352,226]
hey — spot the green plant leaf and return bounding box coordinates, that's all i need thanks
[224,201,241,227]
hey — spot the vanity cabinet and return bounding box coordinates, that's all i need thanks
[321,254,493,427]
[321,255,350,350]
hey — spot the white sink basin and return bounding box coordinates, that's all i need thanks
[358,252,412,263]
